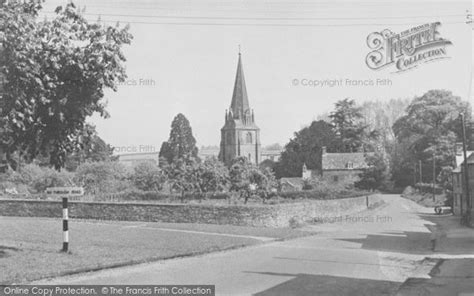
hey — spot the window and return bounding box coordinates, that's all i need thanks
[246,132,253,144]
[346,162,353,169]
[248,154,251,161]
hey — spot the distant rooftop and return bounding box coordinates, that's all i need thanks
[322,152,371,170]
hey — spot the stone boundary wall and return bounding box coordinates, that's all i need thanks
[0,195,383,227]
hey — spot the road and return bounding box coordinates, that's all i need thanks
[37,195,459,295]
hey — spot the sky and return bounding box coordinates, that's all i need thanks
[39,0,473,153]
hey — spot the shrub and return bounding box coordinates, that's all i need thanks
[414,183,443,195]
[0,164,74,193]
[30,168,74,193]
[132,162,165,191]
[74,161,133,194]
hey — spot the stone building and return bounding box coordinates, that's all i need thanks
[321,147,371,183]
[219,53,261,166]
[452,143,474,216]
[117,152,160,168]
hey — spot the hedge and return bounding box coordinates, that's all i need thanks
[89,188,371,202]
[414,183,443,195]
[277,189,372,200]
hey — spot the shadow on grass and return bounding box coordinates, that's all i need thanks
[248,271,399,296]
[0,246,20,258]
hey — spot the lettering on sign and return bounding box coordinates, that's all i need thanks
[46,187,84,197]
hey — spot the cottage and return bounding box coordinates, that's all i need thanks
[321,147,371,183]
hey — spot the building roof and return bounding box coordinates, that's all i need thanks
[261,149,283,156]
[117,152,160,161]
[280,177,305,189]
[229,53,250,118]
[322,152,371,170]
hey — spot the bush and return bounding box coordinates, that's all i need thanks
[74,161,133,194]
[414,183,443,195]
[92,189,232,202]
[277,189,369,200]
[132,162,165,191]
[30,168,74,193]
[0,164,74,194]
[278,177,369,200]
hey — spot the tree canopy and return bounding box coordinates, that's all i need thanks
[391,90,471,186]
[159,113,199,165]
[274,120,336,178]
[0,1,132,170]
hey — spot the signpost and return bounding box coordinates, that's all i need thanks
[46,187,84,252]
[45,187,84,197]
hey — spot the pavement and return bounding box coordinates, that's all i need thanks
[395,213,474,296]
[33,194,474,295]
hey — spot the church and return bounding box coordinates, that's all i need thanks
[219,52,261,166]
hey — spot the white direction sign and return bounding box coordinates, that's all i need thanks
[46,187,84,197]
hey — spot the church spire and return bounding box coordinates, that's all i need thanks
[229,52,250,119]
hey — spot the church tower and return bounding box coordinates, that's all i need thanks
[219,52,261,166]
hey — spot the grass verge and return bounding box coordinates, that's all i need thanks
[0,216,315,284]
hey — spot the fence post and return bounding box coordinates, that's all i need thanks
[366,195,369,208]
[62,197,69,252]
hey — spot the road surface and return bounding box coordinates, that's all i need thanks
[37,195,453,295]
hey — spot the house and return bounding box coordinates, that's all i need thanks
[261,149,283,162]
[452,142,474,216]
[321,147,371,183]
[198,146,220,160]
[279,147,371,191]
[117,152,160,168]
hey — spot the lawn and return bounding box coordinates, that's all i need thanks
[0,216,315,284]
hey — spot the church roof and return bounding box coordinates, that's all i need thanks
[230,53,250,117]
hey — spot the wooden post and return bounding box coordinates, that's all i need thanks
[461,113,471,224]
[432,153,436,202]
[366,195,369,208]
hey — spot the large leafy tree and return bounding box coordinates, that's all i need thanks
[359,98,410,153]
[392,90,471,186]
[197,157,229,194]
[132,161,165,192]
[0,1,132,170]
[356,151,392,191]
[274,120,337,178]
[159,113,199,165]
[229,156,277,203]
[330,98,377,152]
[64,124,115,171]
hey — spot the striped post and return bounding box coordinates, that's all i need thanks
[62,197,69,252]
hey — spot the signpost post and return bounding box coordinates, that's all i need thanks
[45,187,84,252]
